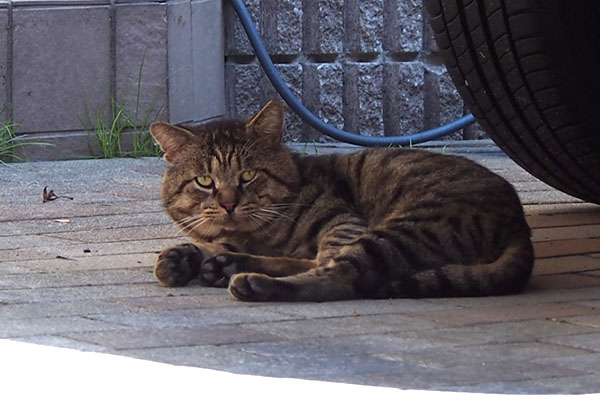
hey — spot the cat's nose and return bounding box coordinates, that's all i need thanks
[221,201,237,214]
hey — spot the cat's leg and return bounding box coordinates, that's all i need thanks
[228,217,376,302]
[155,242,235,287]
[199,253,316,287]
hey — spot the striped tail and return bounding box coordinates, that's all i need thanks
[400,237,535,298]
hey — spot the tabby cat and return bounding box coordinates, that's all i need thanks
[149,101,534,302]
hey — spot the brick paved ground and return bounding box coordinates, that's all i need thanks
[1,141,599,395]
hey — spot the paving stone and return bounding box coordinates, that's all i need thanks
[15,335,109,352]
[0,211,170,236]
[122,344,273,371]
[530,373,600,394]
[64,325,284,350]
[0,299,128,320]
[6,252,158,273]
[104,293,243,312]
[560,314,600,329]
[394,320,599,347]
[0,237,181,262]
[0,282,199,304]
[377,341,591,368]
[542,332,600,352]
[0,316,120,339]
[45,223,180,243]
[0,267,154,290]
[265,298,453,319]
[404,302,600,327]
[534,353,600,375]
[241,314,440,340]
[87,305,300,329]
[360,360,583,392]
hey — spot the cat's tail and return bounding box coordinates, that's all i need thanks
[402,236,535,298]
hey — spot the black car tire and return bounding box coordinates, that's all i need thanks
[425,0,600,204]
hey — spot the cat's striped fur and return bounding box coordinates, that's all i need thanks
[150,101,534,302]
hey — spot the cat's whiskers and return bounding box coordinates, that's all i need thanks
[258,207,297,224]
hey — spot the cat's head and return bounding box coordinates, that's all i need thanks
[150,101,300,240]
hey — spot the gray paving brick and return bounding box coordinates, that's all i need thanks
[542,332,600,352]
[360,360,583,392]
[64,325,284,350]
[530,373,600,395]
[534,353,600,375]
[394,320,599,347]
[0,237,180,262]
[6,253,158,273]
[241,313,441,340]
[15,335,109,352]
[87,305,300,329]
[0,316,120,339]
[1,267,154,290]
[122,344,272,370]
[0,299,128,320]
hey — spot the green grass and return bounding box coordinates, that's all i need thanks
[80,49,165,159]
[0,105,51,164]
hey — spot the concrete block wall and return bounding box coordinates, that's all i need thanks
[224,0,485,142]
[1,0,225,160]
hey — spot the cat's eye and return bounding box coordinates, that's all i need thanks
[195,175,214,188]
[240,170,257,183]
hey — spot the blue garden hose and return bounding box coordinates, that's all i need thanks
[229,0,476,146]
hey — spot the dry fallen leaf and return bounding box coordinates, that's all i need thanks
[42,186,73,203]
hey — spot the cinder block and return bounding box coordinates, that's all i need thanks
[384,61,424,137]
[302,63,343,141]
[439,69,464,126]
[259,0,302,55]
[423,66,464,140]
[343,62,383,136]
[383,0,423,53]
[422,3,439,53]
[116,2,168,126]
[0,9,7,114]
[261,63,303,141]
[169,0,225,123]
[303,0,343,56]
[12,6,111,133]
[344,0,383,55]
[224,0,259,56]
[225,63,262,118]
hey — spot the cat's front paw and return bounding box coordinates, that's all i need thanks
[200,253,243,288]
[228,273,276,302]
[155,243,204,287]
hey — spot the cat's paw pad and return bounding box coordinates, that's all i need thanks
[228,273,274,302]
[200,254,241,288]
[155,244,203,287]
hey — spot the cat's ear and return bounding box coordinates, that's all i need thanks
[246,100,284,144]
[149,122,194,163]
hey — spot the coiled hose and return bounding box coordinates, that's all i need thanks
[229,0,476,146]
